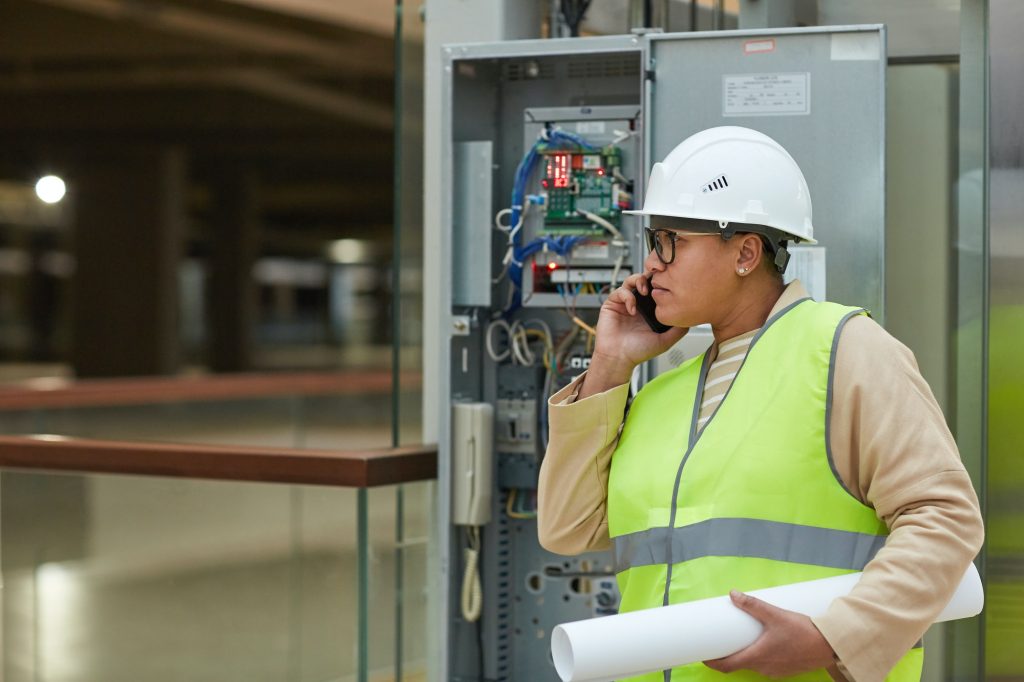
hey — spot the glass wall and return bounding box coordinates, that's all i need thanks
[0,2,431,681]
[390,1,429,680]
[985,1,1024,678]
[2,469,431,682]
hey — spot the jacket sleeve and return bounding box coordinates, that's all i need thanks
[536,372,630,555]
[811,316,985,682]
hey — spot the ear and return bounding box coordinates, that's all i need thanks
[735,234,764,276]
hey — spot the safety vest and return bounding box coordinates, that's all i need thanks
[607,298,924,681]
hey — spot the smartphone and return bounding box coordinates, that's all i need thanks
[629,278,673,334]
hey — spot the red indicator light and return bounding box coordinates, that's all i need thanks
[547,262,559,271]
[547,153,570,189]
[597,168,605,176]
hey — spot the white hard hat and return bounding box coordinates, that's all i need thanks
[625,126,815,244]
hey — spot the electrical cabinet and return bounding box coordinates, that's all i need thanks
[436,26,886,681]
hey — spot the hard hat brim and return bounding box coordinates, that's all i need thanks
[622,208,817,245]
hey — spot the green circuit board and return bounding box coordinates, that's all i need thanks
[540,147,629,235]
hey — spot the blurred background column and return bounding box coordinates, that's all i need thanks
[208,168,260,373]
[71,148,186,378]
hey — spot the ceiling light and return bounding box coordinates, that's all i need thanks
[35,175,66,204]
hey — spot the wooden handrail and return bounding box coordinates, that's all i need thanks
[0,436,437,488]
[0,370,421,411]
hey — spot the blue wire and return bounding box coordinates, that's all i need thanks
[503,128,600,314]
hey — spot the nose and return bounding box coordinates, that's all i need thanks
[644,248,665,274]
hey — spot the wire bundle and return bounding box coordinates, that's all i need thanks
[506,488,538,520]
[499,127,603,314]
[559,0,593,37]
[485,318,556,370]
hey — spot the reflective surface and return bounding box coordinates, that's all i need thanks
[885,60,961,680]
[817,0,961,58]
[986,1,1024,678]
[1,470,432,682]
[390,2,428,681]
[0,392,393,450]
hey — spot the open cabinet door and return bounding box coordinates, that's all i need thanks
[645,26,887,320]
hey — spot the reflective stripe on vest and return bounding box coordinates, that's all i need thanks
[613,517,887,575]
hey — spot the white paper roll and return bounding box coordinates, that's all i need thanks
[552,563,983,682]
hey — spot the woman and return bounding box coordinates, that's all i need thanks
[537,127,983,681]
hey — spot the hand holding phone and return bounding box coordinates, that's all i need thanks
[629,277,672,334]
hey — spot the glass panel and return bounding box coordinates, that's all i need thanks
[0,471,386,682]
[986,1,1024,679]
[886,62,958,413]
[948,1,987,679]
[0,392,393,450]
[885,61,960,681]
[392,1,428,681]
[398,481,432,681]
[1,470,434,682]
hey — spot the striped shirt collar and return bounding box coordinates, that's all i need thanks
[710,279,810,360]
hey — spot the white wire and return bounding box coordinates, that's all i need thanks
[521,318,554,348]
[460,527,482,622]
[495,204,529,244]
[485,319,512,362]
[509,321,535,366]
[492,246,513,284]
[577,209,625,242]
[611,128,637,145]
[494,207,516,234]
[486,318,553,367]
[610,253,626,288]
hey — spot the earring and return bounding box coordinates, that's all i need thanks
[738,267,747,275]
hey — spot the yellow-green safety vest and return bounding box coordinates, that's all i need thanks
[607,298,923,681]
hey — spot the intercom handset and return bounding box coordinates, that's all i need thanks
[452,402,494,526]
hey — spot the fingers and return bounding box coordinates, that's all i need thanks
[702,592,771,674]
[704,645,757,674]
[729,590,779,624]
[606,284,638,315]
[621,271,649,294]
[606,271,651,315]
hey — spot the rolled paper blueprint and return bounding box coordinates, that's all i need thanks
[552,563,983,682]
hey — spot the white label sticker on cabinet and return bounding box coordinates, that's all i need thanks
[831,33,881,61]
[723,73,810,117]
[576,121,606,134]
[784,246,826,302]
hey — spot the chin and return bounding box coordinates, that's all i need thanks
[663,313,706,329]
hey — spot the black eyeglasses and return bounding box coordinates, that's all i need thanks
[644,227,719,265]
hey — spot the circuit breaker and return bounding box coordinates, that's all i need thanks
[437,26,886,682]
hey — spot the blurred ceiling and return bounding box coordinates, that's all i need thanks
[0,0,412,251]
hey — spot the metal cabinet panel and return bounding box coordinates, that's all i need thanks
[647,26,887,320]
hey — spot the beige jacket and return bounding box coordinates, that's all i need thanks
[537,281,984,682]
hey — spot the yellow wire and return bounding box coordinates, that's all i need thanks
[572,316,597,336]
[506,489,534,519]
[521,329,554,371]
